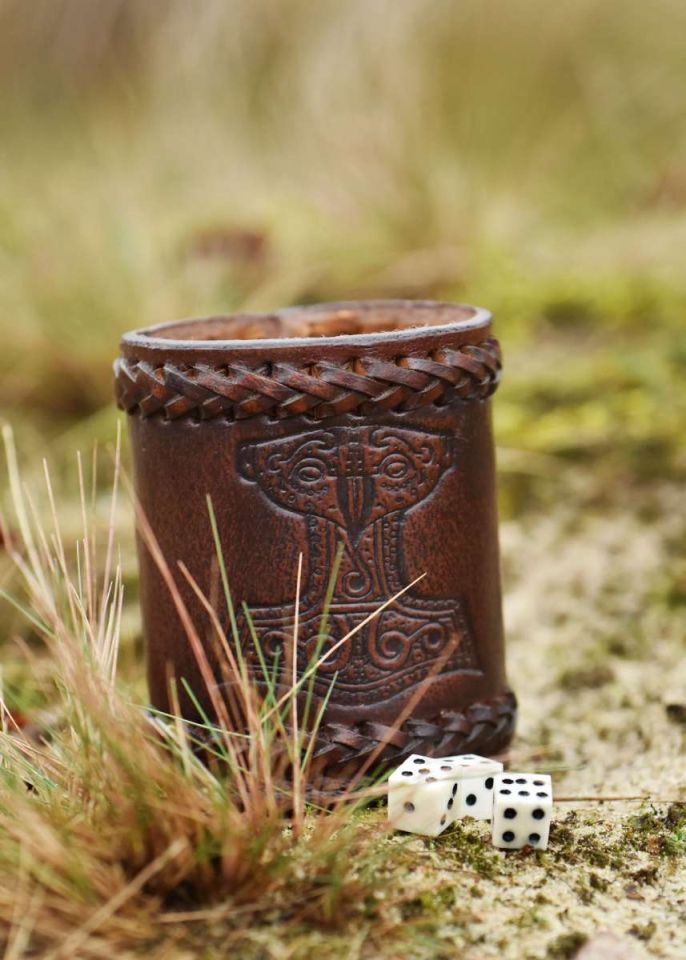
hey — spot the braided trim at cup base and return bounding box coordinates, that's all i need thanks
[307,689,517,783]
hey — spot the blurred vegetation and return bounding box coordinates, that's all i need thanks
[0,0,685,508]
[0,0,684,641]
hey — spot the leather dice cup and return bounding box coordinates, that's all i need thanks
[115,300,516,780]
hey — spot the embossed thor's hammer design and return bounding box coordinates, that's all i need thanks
[238,424,481,704]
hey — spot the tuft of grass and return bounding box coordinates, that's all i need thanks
[0,427,406,956]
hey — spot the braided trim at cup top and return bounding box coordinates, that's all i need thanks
[115,337,501,422]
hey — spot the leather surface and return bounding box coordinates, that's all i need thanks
[116,300,515,772]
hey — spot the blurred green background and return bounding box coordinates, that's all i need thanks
[1,9,684,949]
[2,0,685,497]
[1,0,685,591]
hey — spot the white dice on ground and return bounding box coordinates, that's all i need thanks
[442,754,504,820]
[491,773,553,850]
[387,754,460,836]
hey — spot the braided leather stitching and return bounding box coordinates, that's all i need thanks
[307,689,517,780]
[115,337,501,422]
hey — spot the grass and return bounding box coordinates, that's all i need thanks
[1,1,685,956]
[0,428,400,956]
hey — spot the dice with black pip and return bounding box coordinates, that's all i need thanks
[387,754,460,836]
[387,753,506,835]
[491,773,553,850]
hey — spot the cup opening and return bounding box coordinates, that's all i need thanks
[140,300,484,345]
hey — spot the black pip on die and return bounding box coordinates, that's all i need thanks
[491,773,553,850]
[387,754,461,836]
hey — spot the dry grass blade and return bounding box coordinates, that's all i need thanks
[290,552,304,833]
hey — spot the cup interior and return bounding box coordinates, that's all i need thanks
[143,301,483,344]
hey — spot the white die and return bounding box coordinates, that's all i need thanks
[442,754,504,820]
[387,754,460,836]
[491,773,553,850]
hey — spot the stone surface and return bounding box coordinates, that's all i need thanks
[576,931,647,960]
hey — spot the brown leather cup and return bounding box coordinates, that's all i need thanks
[115,300,515,779]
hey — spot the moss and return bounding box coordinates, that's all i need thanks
[574,869,611,903]
[574,868,612,904]
[434,823,504,880]
[629,865,658,885]
[557,664,615,691]
[399,886,456,921]
[574,876,594,905]
[628,920,657,942]
[588,871,609,892]
[665,803,686,832]
[510,907,550,933]
[546,931,588,958]
[623,804,686,858]
[549,813,625,871]
[665,702,686,725]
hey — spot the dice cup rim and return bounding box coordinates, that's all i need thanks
[119,298,492,361]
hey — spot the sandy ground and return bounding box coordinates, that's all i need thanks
[398,479,686,959]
